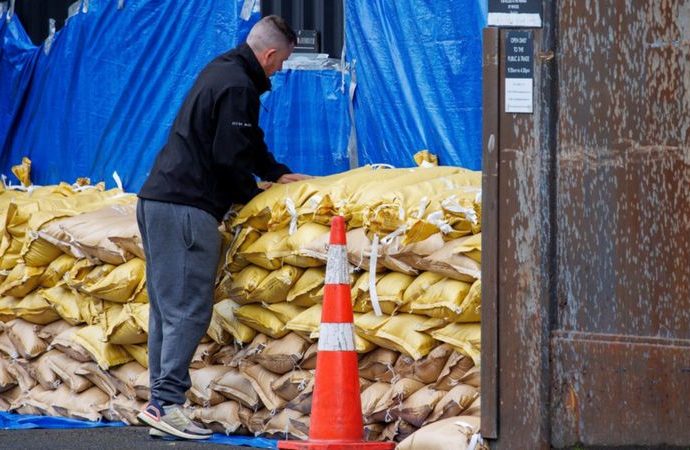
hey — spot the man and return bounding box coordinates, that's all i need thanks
[136,16,309,440]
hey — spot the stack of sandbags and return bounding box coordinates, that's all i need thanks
[0,162,149,423]
[0,161,482,445]
[203,163,483,442]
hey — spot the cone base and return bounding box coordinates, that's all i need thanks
[278,440,396,450]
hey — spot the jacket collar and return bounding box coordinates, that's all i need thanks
[234,43,271,94]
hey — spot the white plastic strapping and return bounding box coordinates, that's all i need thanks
[44,18,56,55]
[427,211,453,234]
[368,234,383,316]
[112,171,124,191]
[285,198,298,235]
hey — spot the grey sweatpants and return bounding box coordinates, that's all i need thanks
[136,198,221,405]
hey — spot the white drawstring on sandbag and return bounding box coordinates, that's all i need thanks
[368,234,383,316]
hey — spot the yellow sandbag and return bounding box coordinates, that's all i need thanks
[239,229,289,270]
[410,278,476,322]
[364,172,480,236]
[79,258,145,302]
[19,209,74,266]
[416,240,481,282]
[344,167,465,228]
[441,189,482,237]
[351,271,385,313]
[401,272,445,311]
[373,314,439,360]
[234,179,323,231]
[383,233,445,274]
[105,303,149,345]
[39,254,76,288]
[21,237,64,267]
[11,157,32,187]
[248,265,304,304]
[225,265,270,304]
[0,296,19,321]
[0,237,23,270]
[286,267,325,307]
[123,343,148,368]
[0,264,45,297]
[12,292,61,325]
[38,202,140,265]
[265,302,306,324]
[47,285,102,326]
[353,311,392,348]
[414,150,438,167]
[346,228,385,272]
[62,258,98,290]
[282,223,329,267]
[226,227,261,273]
[267,166,376,230]
[454,233,481,264]
[206,311,232,345]
[430,323,481,365]
[375,272,416,315]
[213,299,257,344]
[234,304,288,339]
[74,325,133,369]
[285,304,322,338]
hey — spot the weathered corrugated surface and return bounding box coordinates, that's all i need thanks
[483,1,690,448]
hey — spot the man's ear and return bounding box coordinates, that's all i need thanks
[264,48,278,62]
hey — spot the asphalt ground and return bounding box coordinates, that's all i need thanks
[0,426,267,450]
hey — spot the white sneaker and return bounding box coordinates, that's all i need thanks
[137,402,212,440]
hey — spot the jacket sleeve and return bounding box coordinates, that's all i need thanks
[212,87,291,182]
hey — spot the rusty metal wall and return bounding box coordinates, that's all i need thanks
[483,1,690,448]
[551,0,690,446]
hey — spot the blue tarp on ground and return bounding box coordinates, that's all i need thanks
[0,412,278,448]
[0,0,259,191]
[345,0,485,169]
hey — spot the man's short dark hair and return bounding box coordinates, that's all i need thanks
[264,15,296,46]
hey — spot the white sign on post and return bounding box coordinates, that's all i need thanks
[505,31,533,114]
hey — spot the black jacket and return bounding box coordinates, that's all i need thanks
[139,43,291,221]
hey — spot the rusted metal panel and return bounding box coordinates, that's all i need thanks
[551,333,690,447]
[487,0,690,448]
[550,0,690,447]
[480,26,499,440]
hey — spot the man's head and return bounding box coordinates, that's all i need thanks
[246,15,296,77]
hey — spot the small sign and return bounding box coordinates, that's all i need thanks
[294,30,319,53]
[488,0,542,27]
[505,31,533,114]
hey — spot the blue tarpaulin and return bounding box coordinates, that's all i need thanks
[345,0,485,169]
[0,0,485,191]
[0,411,278,448]
[0,0,259,191]
[260,68,351,176]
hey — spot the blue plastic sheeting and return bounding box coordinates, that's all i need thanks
[0,411,125,430]
[0,412,278,448]
[260,69,351,176]
[345,0,485,170]
[0,0,259,191]
[0,14,38,155]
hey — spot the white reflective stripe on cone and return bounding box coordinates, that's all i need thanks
[325,245,350,284]
[318,322,356,351]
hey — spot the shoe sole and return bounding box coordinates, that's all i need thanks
[149,428,173,439]
[137,411,211,440]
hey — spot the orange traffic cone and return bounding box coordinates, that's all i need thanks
[279,216,395,450]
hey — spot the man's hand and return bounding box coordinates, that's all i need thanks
[277,173,313,183]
